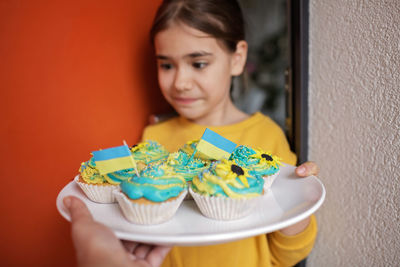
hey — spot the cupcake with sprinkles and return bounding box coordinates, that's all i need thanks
[130,140,169,171]
[166,151,209,200]
[190,159,264,220]
[114,163,187,224]
[76,157,134,203]
[166,151,209,183]
[229,145,282,191]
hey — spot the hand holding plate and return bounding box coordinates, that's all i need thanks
[63,196,170,267]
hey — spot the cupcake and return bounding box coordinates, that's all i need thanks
[229,145,282,191]
[166,151,209,200]
[76,157,134,203]
[114,163,187,224]
[166,151,209,183]
[130,140,169,171]
[190,159,264,220]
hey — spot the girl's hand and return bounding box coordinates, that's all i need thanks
[295,161,319,177]
[279,161,320,236]
[63,196,170,267]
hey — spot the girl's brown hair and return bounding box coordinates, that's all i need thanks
[150,0,245,52]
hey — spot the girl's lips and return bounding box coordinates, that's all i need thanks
[173,97,198,105]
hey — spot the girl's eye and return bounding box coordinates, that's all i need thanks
[160,63,173,70]
[192,62,207,69]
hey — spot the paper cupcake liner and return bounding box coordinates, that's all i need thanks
[189,187,262,220]
[74,175,120,204]
[262,169,280,191]
[183,181,193,200]
[113,190,187,225]
[184,193,193,200]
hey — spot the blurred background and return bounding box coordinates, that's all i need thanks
[236,0,288,130]
[0,1,167,265]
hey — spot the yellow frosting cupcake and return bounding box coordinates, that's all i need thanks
[76,157,135,203]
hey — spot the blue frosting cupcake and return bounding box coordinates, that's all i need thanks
[114,163,187,224]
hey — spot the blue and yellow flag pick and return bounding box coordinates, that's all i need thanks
[92,142,138,175]
[192,128,237,160]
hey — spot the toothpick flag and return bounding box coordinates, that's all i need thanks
[92,143,138,175]
[193,128,237,160]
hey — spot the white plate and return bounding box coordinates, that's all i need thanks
[56,164,325,246]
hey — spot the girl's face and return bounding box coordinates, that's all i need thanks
[154,23,246,125]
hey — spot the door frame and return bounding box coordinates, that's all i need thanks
[287,0,309,164]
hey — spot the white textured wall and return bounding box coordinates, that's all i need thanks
[308,1,400,266]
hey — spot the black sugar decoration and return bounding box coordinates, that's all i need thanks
[231,164,244,175]
[261,154,273,161]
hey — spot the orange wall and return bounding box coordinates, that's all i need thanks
[0,0,170,265]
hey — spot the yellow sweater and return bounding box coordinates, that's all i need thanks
[142,112,317,267]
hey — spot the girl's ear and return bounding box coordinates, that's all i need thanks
[230,40,248,76]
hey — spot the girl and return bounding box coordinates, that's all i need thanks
[143,0,319,266]
[65,1,319,266]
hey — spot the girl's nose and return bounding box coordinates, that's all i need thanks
[174,68,192,92]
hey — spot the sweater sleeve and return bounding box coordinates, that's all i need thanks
[268,215,317,267]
